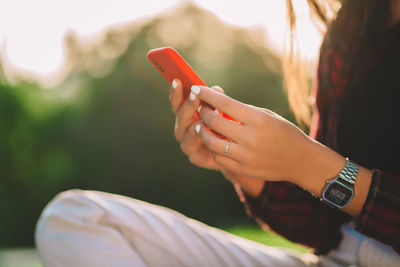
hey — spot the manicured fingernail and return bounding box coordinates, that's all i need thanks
[197,105,202,113]
[172,79,178,89]
[189,92,196,101]
[191,85,200,95]
[195,124,201,134]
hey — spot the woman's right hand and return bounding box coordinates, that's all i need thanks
[169,79,264,197]
[169,79,220,170]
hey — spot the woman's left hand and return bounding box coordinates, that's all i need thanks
[191,85,318,184]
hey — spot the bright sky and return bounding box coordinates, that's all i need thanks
[0,0,323,85]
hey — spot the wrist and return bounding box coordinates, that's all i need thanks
[342,166,372,217]
[293,138,373,217]
[295,138,346,198]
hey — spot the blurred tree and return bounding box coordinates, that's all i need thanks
[0,3,293,247]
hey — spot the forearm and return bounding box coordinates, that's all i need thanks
[225,134,373,216]
[192,85,373,218]
[296,138,373,217]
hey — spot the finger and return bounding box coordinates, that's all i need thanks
[191,85,255,124]
[198,105,243,142]
[189,149,220,170]
[211,152,243,176]
[195,123,243,162]
[174,92,201,142]
[180,125,220,170]
[169,79,184,114]
[211,85,224,94]
[180,124,203,156]
[195,85,224,114]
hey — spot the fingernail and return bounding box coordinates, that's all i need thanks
[213,85,224,93]
[197,105,202,113]
[172,79,178,89]
[195,124,201,134]
[191,85,200,95]
[189,92,196,101]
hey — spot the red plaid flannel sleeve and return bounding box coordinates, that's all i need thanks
[356,169,400,253]
[234,2,400,256]
[235,182,350,254]
[236,169,400,254]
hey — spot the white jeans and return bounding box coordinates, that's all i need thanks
[35,190,400,267]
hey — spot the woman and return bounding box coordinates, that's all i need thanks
[35,0,400,266]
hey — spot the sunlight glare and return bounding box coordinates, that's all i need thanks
[0,0,323,85]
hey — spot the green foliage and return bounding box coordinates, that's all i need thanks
[0,3,294,247]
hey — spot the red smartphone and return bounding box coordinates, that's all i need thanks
[147,47,205,100]
[147,47,236,121]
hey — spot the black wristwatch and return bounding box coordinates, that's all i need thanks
[321,158,359,209]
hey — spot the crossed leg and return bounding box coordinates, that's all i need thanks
[35,190,318,267]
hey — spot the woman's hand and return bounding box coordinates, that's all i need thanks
[191,85,345,185]
[169,79,226,170]
[169,80,265,197]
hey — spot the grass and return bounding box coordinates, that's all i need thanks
[0,248,42,267]
[223,225,309,254]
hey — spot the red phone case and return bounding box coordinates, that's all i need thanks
[147,47,206,100]
[147,47,236,122]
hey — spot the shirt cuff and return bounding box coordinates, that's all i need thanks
[355,169,400,253]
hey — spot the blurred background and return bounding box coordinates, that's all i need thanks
[0,0,323,265]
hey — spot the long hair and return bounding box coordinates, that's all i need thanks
[283,0,342,126]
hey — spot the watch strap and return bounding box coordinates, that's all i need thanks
[338,158,359,186]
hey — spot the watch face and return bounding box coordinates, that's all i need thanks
[323,181,353,208]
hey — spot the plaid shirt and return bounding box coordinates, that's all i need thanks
[237,2,400,255]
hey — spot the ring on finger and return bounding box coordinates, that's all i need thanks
[223,141,231,157]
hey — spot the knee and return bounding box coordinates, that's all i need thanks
[35,189,99,249]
